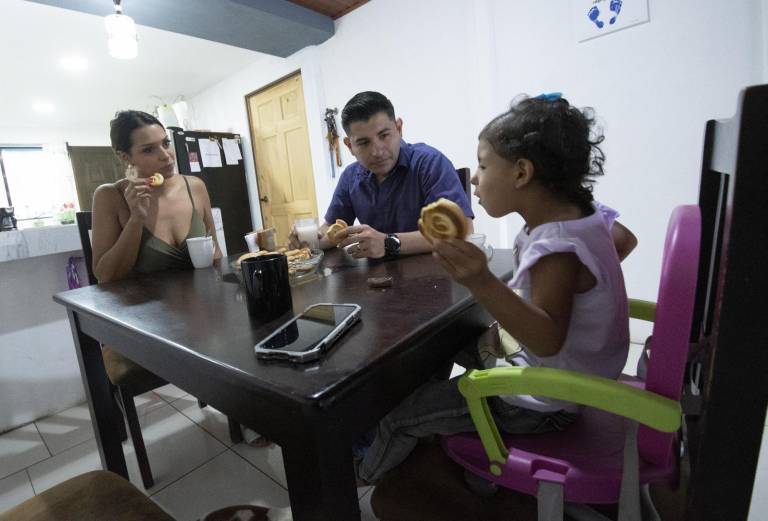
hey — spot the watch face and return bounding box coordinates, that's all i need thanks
[385,235,400,254]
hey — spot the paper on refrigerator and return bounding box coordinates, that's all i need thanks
[222,138,242,165]
[198,138,223,168]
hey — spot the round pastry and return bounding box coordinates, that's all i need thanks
[326,219,349,245]
[148,173,164,187]
[418,198,467,242]
[235,250,270,267]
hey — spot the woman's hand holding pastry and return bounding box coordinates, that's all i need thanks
[123,178,152,221]
[338,224,386,259]
[433,238,493,289]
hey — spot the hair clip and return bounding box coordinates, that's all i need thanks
[534,92,562,101]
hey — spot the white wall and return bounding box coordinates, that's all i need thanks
[489,0,764,303]
[0,253,85,433]
[190,0,765,306]
[0,126,108,147]
[0,126,104,433]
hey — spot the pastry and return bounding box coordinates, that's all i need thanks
[148,173,164,187]
[326,219,349,245]
[235,250,270,267]
[367,276,393,288]
[418,198,467,242]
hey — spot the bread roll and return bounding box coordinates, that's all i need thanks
[418,198,467,242]
[326,219,349,245]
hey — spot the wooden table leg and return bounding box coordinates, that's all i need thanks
[282,424,360,521]
[67,310,128,479]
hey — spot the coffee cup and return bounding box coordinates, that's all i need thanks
[244,232,259,253]
[186,236,215,268]
[241,254,293,320]
[466,233,493,260]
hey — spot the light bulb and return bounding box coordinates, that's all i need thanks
[105,13,138,60]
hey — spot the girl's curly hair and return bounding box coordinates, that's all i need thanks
[479,95,605,213]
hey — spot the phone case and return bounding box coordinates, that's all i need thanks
[253,303,361,363]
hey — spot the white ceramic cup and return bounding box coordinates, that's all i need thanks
[294,218,320,249]
[466,233,493,260]
[244,232,259,253]
[187,236,215,268]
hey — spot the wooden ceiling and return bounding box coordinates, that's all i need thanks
[287,0,369,20]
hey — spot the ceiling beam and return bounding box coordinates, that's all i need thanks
[25,0,334,57]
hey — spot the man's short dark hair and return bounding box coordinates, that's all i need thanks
[341,91,396,134]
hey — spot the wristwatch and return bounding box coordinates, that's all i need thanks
[384,234,401,257]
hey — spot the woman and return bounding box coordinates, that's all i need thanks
[92,110,220,282]
[91,111,270,449]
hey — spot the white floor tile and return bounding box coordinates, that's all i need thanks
[0,470,34,513]
[358,487,378,521]
[231,442,371,498]
[133,390,170,418]
[623,342,644,377]
[231,441,287,489]
[26,438,101,494]
[170,395,237,447]
[748,423,768,521]
[151,450,289,521]
[125,402,228,493]
[153,384,188,403]
[0,424,50,480]
[35,403,94,456]
[449,363,466,379]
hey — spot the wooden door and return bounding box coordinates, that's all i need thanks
[246,73,317,247]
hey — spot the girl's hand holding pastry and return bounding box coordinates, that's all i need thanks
[433,238,493,289]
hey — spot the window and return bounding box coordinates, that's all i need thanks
[0,146,79,222]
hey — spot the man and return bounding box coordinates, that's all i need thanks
[290,91,473,258]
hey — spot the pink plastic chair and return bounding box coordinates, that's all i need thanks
[443,205,701,521]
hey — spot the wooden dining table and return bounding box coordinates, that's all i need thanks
[54,248,513,521]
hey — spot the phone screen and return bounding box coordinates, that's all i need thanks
[260,304,357,352]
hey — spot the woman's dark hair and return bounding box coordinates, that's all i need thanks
[110,110,164,154]
[479,95,605,213]
[341,91,396,134]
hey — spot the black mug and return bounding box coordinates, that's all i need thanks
[241,254,293,320]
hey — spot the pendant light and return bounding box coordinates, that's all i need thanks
[105,0,138,59]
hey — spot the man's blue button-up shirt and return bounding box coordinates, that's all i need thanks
[324,141,473,233]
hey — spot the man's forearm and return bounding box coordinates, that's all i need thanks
[398,218,473,255]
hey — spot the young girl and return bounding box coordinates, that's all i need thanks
[358,94,634,484]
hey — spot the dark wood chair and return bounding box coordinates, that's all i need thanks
[0,470,174,521]
[75,211,243,490]
[457,167,472,205]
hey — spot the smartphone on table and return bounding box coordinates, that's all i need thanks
[254,303,361,363]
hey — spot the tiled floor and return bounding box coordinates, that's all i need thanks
[1,376,766,520]
[0,384,377,520]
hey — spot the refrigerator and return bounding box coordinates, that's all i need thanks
[170,129,253,257]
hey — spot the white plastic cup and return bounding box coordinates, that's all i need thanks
[187,236,215,268]
[244,232,259,253]
[294,218,320,249]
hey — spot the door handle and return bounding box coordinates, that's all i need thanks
[259,195,269,203]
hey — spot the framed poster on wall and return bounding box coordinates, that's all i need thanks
[572,0,650,42]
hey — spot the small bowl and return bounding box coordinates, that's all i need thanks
[288,249,324,278]
[229,249,324,284]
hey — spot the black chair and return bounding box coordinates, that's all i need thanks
[75,212,243,489]
[456,167,472,204]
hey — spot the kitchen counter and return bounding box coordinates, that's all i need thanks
[0,224,82,262]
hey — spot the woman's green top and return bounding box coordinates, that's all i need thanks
[126,175,207,273]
